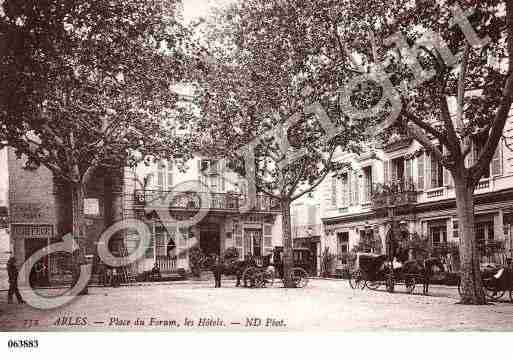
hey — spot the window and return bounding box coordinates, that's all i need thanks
[429,221,447,247]
[391,157,405,183]
[331,176,337,207]
[417,153,425,190]
[430,150,444,188]
[307,205,317,225]
[351,171,359,205]
[156,160,173,192]
[200,159,219,174]
[470,136,502,178]
[341,173,349,207]
[452,220,459,238]
[363,166,373,203]
[476,221,494,253]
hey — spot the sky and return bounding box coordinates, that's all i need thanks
[183,0,211,22]
[182,0,233,23]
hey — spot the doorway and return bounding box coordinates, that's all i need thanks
[25,237,50,286]
[243,229,263,257]
[309,241,318,276]
[200,225,220,257]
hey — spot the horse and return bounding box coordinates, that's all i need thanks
[392,248,444,294]
[201,253,269,286]
[397,256,444,294]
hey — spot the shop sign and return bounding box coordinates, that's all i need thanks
[11,224,53,238]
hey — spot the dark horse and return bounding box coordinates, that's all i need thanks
[202,254,272,286]
[394,249,445,294]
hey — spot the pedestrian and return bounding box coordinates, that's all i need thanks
[212,254,223,288]
[7,256,24,304]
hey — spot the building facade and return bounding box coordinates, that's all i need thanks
[319,116,513,275]
[2,147,283,282]
[123,156,282,274]
[290,189,322,275]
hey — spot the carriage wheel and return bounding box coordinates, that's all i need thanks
[457,280,462,296]
[290,268,309,288]
[242,266,256,288]
[365,281,380,290]
[509,289,513,303]
[253,271,265,288]
[349,270,363,289]
[405,277,416,294]
[484,287,506,300]
[483,278,506,300]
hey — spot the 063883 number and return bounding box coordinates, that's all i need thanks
[7,339,39,349]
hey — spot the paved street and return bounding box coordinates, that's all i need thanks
[1,279,513,331]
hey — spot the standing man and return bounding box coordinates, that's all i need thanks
[7,256,24,304]
[212,254,223,288]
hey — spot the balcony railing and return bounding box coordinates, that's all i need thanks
[133,190,281,213]
[371,180,417,210]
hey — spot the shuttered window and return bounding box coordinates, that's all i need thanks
[491,144,502,176]
[353,171,360,205]
[383,160,390,184]
[417,154,424,190]
[431,154,438,188]
[331,177,337,207]
[341,173,349,207]
[426,153,432,189]
[263,224,273,254]
[348,172,353,205]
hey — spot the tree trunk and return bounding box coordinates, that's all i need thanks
[71,183,88,295]
[281,198,295,288]
[105,168,125,253]
[454,176,486,304]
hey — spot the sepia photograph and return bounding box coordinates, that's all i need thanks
[1,0,513,352]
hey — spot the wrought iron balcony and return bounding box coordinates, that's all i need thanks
[133,190,281,213]
[371,180,417,210]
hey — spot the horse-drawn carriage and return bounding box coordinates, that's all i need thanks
[239,247,310,288]
[458,262,513,302]
[349,252,443,294]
